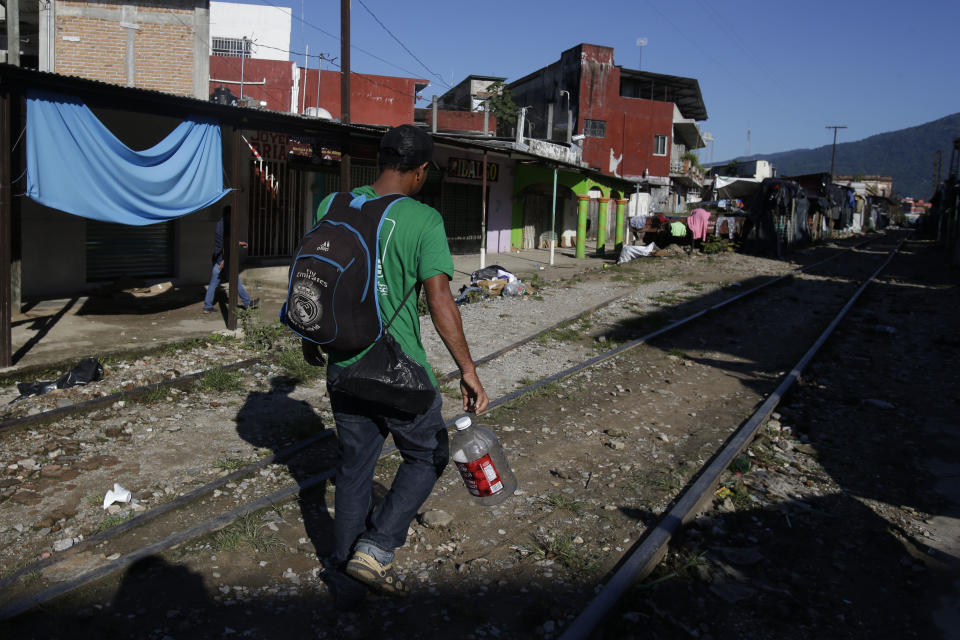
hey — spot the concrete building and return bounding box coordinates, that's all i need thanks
[507,43,707,213]
[24,0,212,99]
[209,1,290,62]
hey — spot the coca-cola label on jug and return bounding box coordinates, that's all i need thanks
[455,454,504,497]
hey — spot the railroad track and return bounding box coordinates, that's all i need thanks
[0,233,904,637]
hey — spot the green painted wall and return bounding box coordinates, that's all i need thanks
[510,165,631,249]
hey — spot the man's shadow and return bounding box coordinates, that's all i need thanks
[235,375,340,560]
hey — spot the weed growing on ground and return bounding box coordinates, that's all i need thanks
[639,548,707,588]
[273,345,323,383]
[540,493,585,515]
[199,366,243,392]
[212,512,284,553]
[518,376,537,387]
[95,512,134,533]
[530,533,602,573]
[727,455,751,474]
[139,386,170,404]
[86,492,107,508]
[668,348,689,359]
[240,308,285,352]
[536,321,584,344]
[215,456,249,473]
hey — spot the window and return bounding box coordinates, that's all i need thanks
[584,119,606,138]
[653,134,668,156]
[212,37,251,58]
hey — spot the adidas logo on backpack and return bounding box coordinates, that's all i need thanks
[281,192,406,352]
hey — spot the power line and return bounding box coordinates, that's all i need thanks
[355,0,451,89]
[255,0,430,81]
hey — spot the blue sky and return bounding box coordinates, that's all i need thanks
[243,0,960,163]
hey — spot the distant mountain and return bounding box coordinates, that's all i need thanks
[721,113,960,199]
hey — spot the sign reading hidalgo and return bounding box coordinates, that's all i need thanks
[447,157,498,182]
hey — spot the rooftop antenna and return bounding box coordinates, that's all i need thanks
[635,37,647,70]
[745,128,751,157]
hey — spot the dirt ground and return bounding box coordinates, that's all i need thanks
[1,233,957,639]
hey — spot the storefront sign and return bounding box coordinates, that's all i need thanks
[288,139,313,157]
[247,131,288,162]
[447,157,498,182]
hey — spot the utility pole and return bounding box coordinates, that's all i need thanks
[5,0,19,66]
[933,150,942,195]
[340,0,351,190]
[239,36,247,99]
[826,125,847,183]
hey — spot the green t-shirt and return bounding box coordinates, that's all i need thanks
[316,185,454,385]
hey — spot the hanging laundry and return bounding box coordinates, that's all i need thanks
[670,221,688,237]
[686,208,711,241]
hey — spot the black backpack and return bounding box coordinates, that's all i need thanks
[281,192,406,352]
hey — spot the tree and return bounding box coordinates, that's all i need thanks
[480,81,519,136]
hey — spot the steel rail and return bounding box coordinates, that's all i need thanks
[0,234,885,620]
[559,238,905,640]
[0,358,262,436]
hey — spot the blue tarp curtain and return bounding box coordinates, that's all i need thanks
[25,90,230,226]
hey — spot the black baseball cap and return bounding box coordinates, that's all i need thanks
[379,125,439,169]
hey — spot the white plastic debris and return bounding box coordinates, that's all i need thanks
[102,483,132,509]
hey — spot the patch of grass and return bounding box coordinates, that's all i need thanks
[728,455,751,474]
[632,469,685,493]
[539,493,585,515]
[518,376,537,387]
[199,366,244,393]
[668,348,689,359]
[215,456,249,473]
[529,273,546,290]
[86,492,107,508]
[212,512,285,553]
[530,533,602,573]
[95,512,134,533]
[683,281,706,291]
[139,386,170,405]
[240,309,285,352]
[536,321,584,344]
[651,292,684,306]
[725,480,753,509]
[273,346,323,383]
[640,548,707,588]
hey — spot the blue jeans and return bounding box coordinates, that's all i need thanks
[327,366,447,565]
[203,261,251,310]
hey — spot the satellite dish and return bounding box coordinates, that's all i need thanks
[636,37,648,46]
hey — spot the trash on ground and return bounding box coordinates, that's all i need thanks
[617,242,659,264]
[102,483,132,509]
[13,357,104,402]
[470,265,517,284]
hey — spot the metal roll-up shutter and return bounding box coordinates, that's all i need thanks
[440,183,483,253]
[85,220,174,282]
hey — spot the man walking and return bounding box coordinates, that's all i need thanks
[203,207,258,313]
[310,125,488,599]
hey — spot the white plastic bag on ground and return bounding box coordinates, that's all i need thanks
[617,242,658,264]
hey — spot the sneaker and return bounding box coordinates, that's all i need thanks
[345,551,408,597]
[241,298,260,310]
[202,307,216,314]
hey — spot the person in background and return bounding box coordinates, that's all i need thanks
[203,207,258,313]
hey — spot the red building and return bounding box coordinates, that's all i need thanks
[508,44,706,184]
[209,56,427,126]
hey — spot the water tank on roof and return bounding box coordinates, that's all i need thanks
[304,107,333,120]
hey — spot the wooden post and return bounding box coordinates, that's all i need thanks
[227,129,242,331]
[0,88,13,366]
[480,150,487,269]
[339,0,351,191]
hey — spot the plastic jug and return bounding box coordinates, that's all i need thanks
[451,416,518,505]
